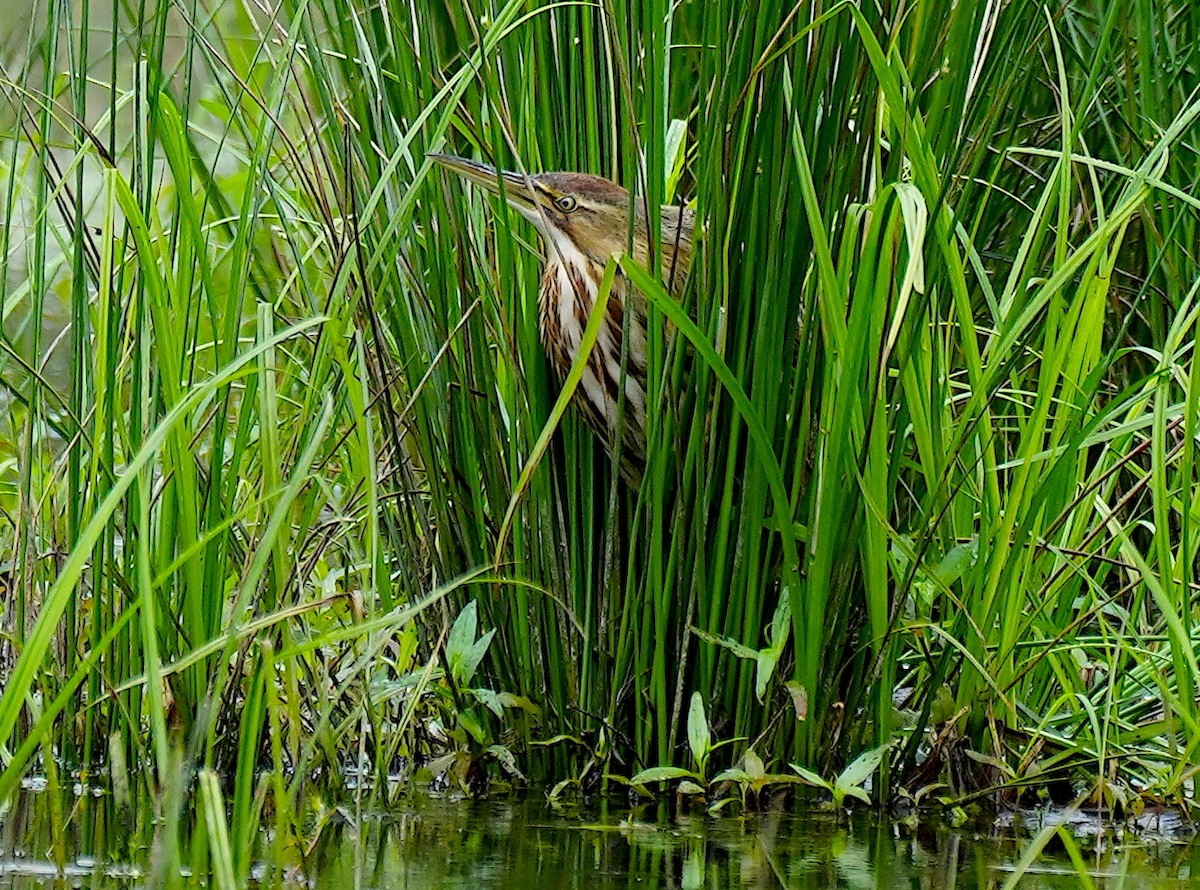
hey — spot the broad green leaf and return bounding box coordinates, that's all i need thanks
[472,687,504,717]
[458,708,487,745]
[789,763,832,792]
[933,539,978,586]
[768,595,791,646]
[447,602,478,666]
[496,692,542,716]
[755,650,780,703]
[842,786,872,806]
[756,597,792,700]
[630,766,699,786]
[835,741,896,796]
[742,750,766,782]
[530,734,587,748]
[689,627,758,661]
[458,628,495,687]
[664,118,688,202]
[687,692,709,770]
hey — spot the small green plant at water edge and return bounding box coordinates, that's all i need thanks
[790,740,900,812]
[409,601,540,794]
[691,595,793,705]
[622,692,803,812]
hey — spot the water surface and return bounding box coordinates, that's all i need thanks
[3,788,1197,888]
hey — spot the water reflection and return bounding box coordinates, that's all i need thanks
[2,788,1198,888]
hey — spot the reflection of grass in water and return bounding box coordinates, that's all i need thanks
[0,1,1199,885]
[1,789,1183,888]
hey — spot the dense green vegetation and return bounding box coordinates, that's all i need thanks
[2,0,1199,881]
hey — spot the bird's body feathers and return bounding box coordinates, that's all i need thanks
[430,154,695,483]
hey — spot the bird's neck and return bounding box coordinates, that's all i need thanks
[538,241,599,369]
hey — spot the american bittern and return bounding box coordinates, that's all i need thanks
[430,153,695,483]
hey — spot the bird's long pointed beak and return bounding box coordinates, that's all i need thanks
[427,152,542,220]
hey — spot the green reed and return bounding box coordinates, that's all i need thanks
[1,6,1199,883]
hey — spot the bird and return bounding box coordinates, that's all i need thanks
[429,152,695,484]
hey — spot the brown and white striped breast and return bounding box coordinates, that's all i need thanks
[538,245,648,480]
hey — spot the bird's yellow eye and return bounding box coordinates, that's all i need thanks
[556,195,578,213]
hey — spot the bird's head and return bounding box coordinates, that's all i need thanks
[429,152,658,265]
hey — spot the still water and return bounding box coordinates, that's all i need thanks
[2,788,1197,888]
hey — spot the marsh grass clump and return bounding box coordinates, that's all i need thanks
[2,0,1200,880]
